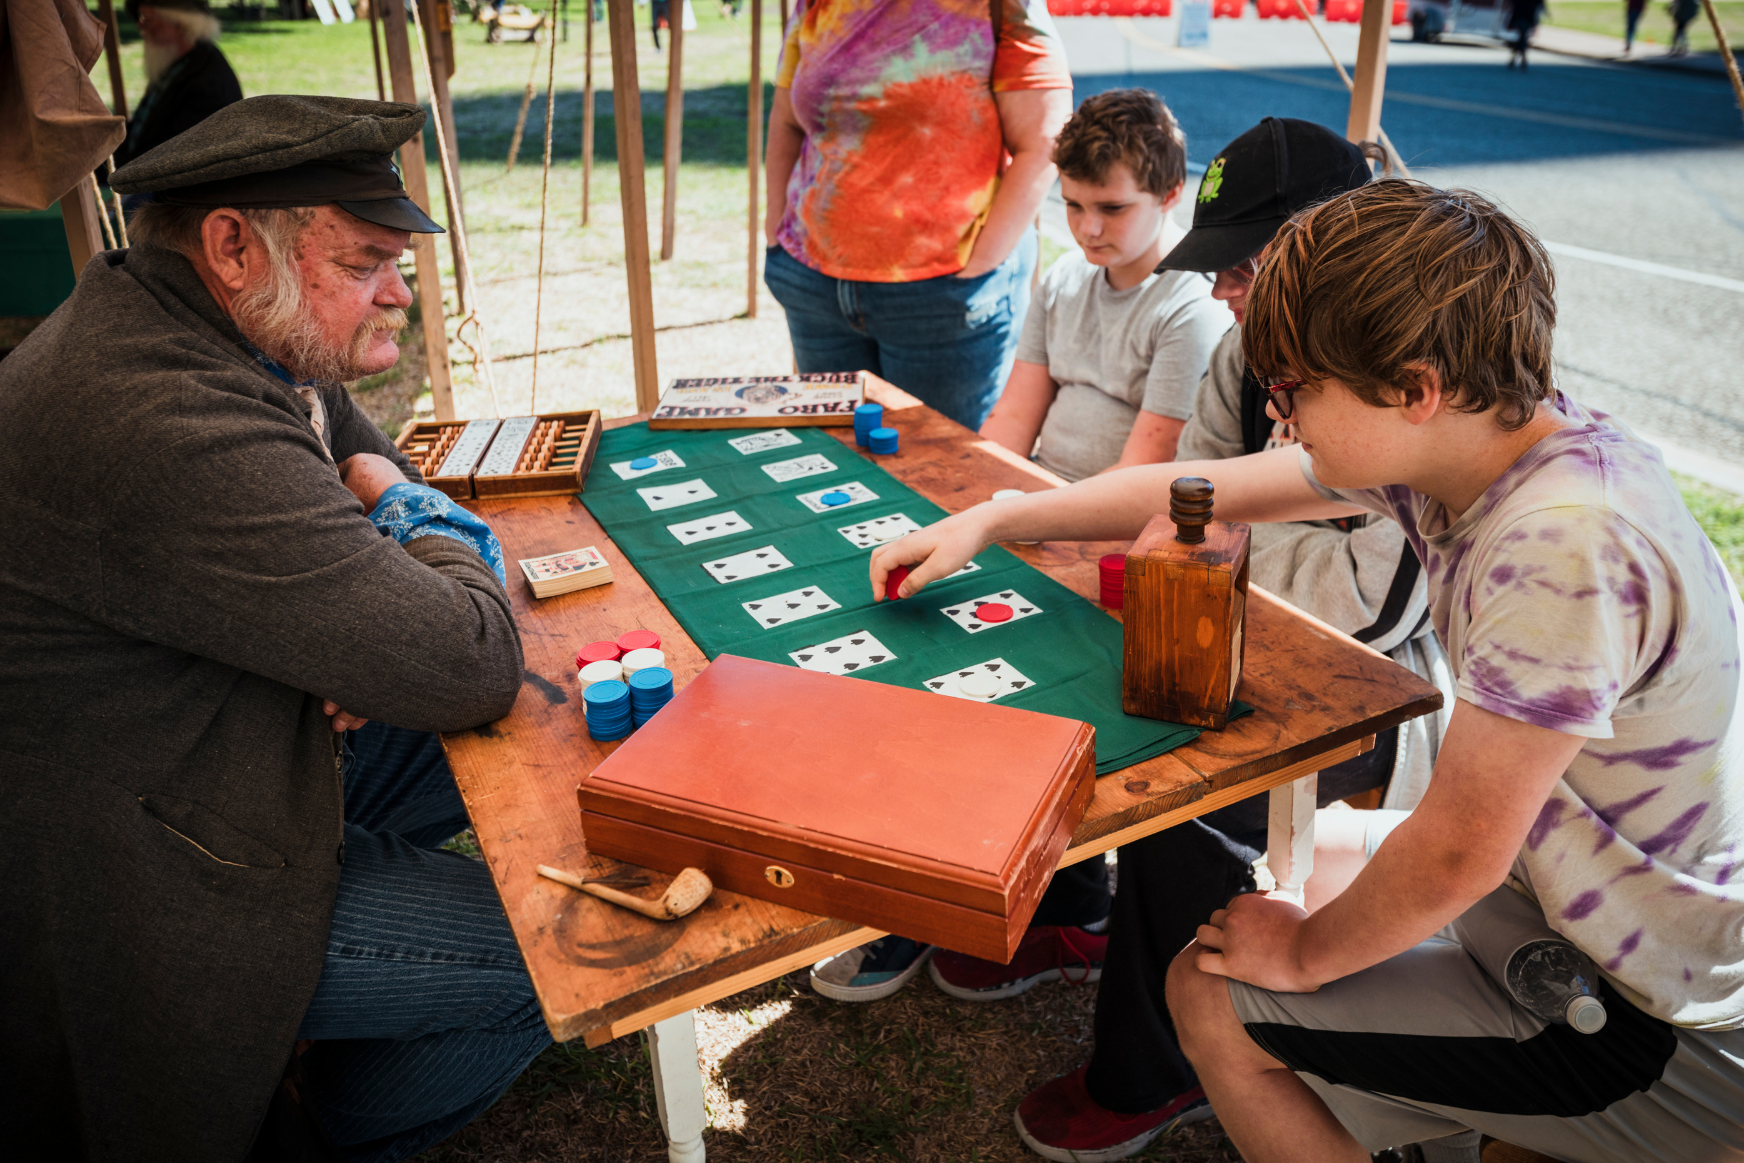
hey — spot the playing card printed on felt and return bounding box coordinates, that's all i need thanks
[742,585,842,629]
[837,512,921,549]
[923,658,1037,703]
[796,481,879,513]
[788,629,897,676]
[702,544,794,584]
[519,545,607,582]
[761,453,837,483]
[940,590,1042,633]
[609,449,685,480]
[637,478,717,512]
[728,429,803,455]
[667,510,752,545]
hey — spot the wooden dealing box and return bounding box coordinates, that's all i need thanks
[394,410,603,500]
[578,655,1097,962]
[1122,480,1251,729]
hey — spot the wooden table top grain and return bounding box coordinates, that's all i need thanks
[443,379,1443,1045]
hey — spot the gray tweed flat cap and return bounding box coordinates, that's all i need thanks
[110,95,443,234]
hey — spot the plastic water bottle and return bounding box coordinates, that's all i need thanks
[1505,938,1609,1034]
[1449,885,1608,1035]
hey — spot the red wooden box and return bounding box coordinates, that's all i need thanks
[577,656,1097,963]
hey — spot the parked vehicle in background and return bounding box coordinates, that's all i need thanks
[1407,0,1510,40]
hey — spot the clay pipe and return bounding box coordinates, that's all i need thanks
[537,864,713,921]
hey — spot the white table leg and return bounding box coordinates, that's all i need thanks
[646,1010,707,1163]
[1266,773,1318,905]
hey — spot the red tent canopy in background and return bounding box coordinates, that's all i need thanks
[1046,0,1173,15]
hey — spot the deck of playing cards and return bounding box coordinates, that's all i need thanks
[519,546,614,599]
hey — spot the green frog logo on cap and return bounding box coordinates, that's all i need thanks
[1198,157,1226,204]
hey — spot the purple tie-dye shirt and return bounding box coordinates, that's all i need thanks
[1307,393,1744,1029]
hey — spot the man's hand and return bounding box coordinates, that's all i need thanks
[1195,893,1319,993]
[338,453,409,513]
[323,699,370,733]
[869,507,998,602]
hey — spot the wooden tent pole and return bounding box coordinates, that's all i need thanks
[746,0,762,318]
[1699,0,1744,131]
[581,2,595,224]
[606,0,661,413]
[383,0,458,421]
[60,180,105,278]
[369,0,386,100]
[420,0,471,314]
[660,0,684,260]
[1345,0,1391,144]
[97,0,127,115]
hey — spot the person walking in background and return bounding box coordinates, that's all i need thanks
[1506,0,1545,67]
[762,0,1074,430]
[1624,0,1647,51]
[1671,0,1699,54]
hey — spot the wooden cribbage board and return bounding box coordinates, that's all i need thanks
[395,410,603,500]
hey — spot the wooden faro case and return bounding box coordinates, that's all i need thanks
[1122,478,1251,729]
[579,656,1098,963]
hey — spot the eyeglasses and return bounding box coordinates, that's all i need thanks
[1264,377,1305,420]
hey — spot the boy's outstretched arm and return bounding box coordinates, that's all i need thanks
[870,444,1361,600]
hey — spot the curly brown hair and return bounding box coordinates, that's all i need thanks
[1242,180,1557,431]
[1052,89,1187,199]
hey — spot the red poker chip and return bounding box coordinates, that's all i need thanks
[577,640,621,667]
[885,565,911,602]
[617,629,661,652]
[1099,554,1126,574]
[975,602,1013,623]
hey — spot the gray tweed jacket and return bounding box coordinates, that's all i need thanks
[0,246,523,1160]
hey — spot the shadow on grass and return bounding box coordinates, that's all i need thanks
[445,82,777,168]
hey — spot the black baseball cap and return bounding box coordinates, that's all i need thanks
[1157,117,1371,275]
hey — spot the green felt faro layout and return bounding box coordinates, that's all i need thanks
[581,424,1244,774]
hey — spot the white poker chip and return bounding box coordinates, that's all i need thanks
[873,526,904,542]
[621,647,666,675]
[958,672,1001,698]
[991,489,1025,502]
[579,659,624,689]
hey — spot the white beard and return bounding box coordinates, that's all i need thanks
[143,41,181,85]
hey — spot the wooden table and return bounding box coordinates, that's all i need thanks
[445,381,1442,1162]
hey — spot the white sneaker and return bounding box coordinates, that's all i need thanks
[809,936,936,1002]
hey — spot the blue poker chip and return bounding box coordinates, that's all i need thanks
[629,456,659,470]
[820,491,852,507]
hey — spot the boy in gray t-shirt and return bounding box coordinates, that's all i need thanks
[981,89,1231,482]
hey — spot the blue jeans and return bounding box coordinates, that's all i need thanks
[764,232,1038,431]
[296,724,553,1163]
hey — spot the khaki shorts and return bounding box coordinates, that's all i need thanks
[1229,935,1744,1162]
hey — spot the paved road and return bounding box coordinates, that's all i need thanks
[1048,17,1744,470]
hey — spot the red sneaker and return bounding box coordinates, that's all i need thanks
[929,924,1107,1000]
[1014,1065,1211,1162]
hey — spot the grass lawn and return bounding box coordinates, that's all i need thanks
[1541,0,1744,54]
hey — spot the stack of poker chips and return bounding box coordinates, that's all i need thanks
[1099,554,1126,609]
[583,679,633,741]
[866,426,899,455]
[621,647,666,677]
[628,666,675,727]
[617,629,661,654]
[853,403,884,448]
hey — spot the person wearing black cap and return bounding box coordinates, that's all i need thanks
[0,96,551,1162]
[988,118,1451,1163]
[109,0,242,175]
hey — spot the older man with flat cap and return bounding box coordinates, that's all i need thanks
[0,96,551,1162]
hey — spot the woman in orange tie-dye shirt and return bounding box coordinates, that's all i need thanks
[762,0,1073,428]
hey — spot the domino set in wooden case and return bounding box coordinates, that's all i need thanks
[394,410,603,500]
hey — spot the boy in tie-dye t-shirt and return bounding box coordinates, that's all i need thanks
[877,181,1744,1161]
